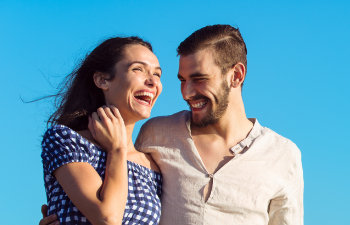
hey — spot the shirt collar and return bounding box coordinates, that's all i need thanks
[185,112,263,156]
[230,118,263,155]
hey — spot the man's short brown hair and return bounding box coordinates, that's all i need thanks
[177,25,247,78]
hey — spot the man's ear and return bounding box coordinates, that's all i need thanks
[230,63,246,88]
[93,72,109,90]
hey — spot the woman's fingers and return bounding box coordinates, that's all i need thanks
[110,106,124,125]
[89,105,127,152]
[97,107,109,125]
[103,106,116,122]
[91,112,100,123]
[88,116,96,139]
[91,112,103,129]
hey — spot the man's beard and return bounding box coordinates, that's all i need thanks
[189,81,230,127]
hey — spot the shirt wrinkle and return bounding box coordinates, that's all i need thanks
[137,111,303,225]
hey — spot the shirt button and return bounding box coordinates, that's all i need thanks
[208,173,214,178]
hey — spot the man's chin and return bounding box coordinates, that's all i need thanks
[190,113,203,125]
[191,115,217,128]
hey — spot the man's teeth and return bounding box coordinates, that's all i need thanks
[191,101,206,108]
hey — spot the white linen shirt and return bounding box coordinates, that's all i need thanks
[135,111,303,225]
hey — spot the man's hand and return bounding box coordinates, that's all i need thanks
[39,205,59,225]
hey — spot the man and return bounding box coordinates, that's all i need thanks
[136,25,303,225]
[40,25,303,225]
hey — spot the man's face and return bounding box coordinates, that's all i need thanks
[178,49,230,127]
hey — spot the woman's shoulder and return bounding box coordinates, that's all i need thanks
[42,124,104,164]
[43,124,94,144]
[42,124,95,152]
[41,125,104,174]
[127,151,160,174]
[43,124,75,140]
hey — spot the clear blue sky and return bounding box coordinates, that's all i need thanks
[1,0,349,224]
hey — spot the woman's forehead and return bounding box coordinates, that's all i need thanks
[121,44,160,67]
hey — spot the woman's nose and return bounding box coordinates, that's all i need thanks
[145,76,156,87]
[145,71,160,86]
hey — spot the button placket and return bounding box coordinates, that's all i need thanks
[203,173,215,203]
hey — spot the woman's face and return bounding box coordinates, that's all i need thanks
[101,44,162,123]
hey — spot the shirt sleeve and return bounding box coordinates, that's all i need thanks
[135,119,155,153]
[268,142,304,225]
[41,125,97,175]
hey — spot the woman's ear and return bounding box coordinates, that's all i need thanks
[230,63,246,88]
[93,72,109,90]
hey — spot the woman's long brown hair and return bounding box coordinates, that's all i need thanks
[48,37,153,131]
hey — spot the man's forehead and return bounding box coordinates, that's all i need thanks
[180,49,215,64]
[179,49,218,75]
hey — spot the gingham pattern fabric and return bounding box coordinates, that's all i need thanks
[42,125,162,225]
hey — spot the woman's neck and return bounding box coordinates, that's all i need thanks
[124,121,136,152]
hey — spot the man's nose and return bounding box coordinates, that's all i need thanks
[182,81,195,100]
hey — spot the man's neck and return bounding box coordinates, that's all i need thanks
[189,99,254,175]
[191,101,253,147]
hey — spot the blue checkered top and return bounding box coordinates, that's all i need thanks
[41,125,162,225]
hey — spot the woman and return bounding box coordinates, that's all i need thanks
[41,37,163,224]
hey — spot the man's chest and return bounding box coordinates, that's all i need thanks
[153,144,280,224]
[193,138,236,174]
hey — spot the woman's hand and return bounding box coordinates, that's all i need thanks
[89,106,128,153]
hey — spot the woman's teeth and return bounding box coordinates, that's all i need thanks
[134,92,154,99]
[134,92,154,104]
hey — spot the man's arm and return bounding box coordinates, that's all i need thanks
[268,143,304,225]
[39,205,58,225]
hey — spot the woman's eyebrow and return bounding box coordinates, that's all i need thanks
[128,61,162,72]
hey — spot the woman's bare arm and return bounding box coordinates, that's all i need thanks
[53,106,128,225]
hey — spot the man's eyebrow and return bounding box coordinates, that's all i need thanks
[189,73,208,78]
[177,72,208,80]
[128,61,162,72]
[177,73,208,80]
